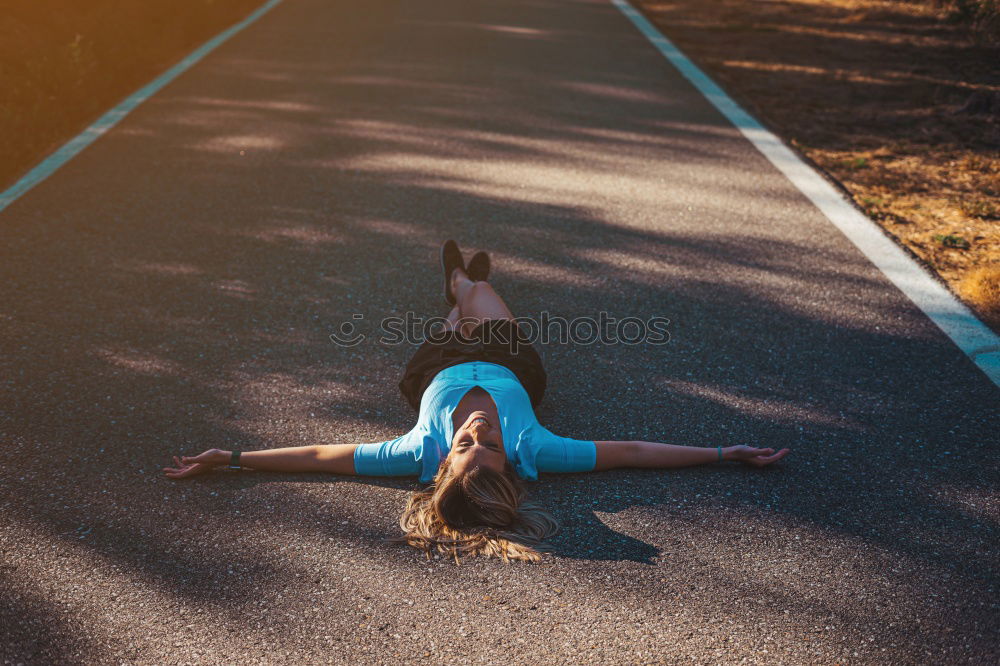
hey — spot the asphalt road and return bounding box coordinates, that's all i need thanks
[1,0,997,663]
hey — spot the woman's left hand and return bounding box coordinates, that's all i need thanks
[724,445,790,467]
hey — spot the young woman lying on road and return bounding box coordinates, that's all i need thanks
[164,241,789,562]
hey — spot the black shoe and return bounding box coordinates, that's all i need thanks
[466,251,490,282]
[441,240,466,306]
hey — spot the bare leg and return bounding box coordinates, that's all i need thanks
[450,268,514,337]
[441,305,461,332]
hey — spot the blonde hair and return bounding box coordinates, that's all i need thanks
[394,458,559,563]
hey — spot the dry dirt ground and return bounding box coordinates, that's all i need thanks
[635,0,1000,328]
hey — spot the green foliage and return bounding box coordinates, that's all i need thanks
[840,157,869,170]
[932,234,972,249]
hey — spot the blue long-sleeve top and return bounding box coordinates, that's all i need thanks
[353,361,596,483]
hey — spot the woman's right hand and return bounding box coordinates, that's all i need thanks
[162,449,228,479]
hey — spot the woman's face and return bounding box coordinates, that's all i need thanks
[449,410,505,474]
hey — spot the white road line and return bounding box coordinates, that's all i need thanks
[0,0,284,214]
[610,0,1000,389]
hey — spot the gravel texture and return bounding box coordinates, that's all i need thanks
[1,0,997,664]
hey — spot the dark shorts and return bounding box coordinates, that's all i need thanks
[398,318,547,411]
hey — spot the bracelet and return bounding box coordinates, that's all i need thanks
[717,446,723,462]
[228,450,242,470]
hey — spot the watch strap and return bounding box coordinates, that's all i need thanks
[229,450,242,470]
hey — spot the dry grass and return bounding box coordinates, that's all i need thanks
[960,264,1000,327]
[637,0,1000,330]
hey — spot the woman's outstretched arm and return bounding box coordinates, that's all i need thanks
[162,445,360,479]
[593,441,789,471]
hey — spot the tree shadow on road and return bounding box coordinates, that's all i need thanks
[1,0,997,661]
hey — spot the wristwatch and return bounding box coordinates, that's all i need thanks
[228,450,242,470]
